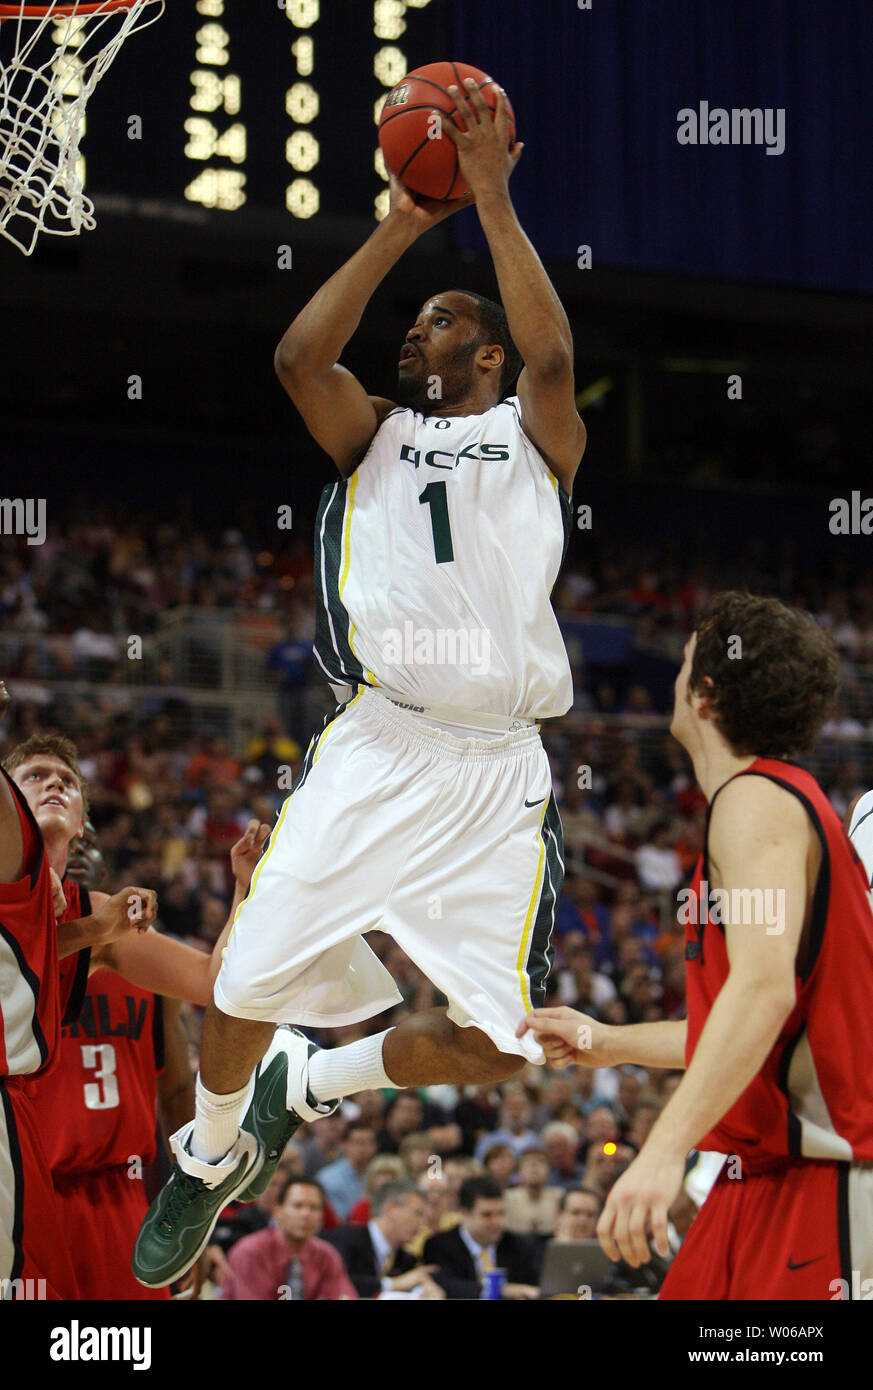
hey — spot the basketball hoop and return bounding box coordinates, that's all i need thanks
[0,0,164,255]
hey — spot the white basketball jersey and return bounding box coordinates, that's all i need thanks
[313,396,574,719]
[848,790,873,886]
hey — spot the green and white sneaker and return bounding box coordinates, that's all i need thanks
[238,1025,338,1203]
[133,1122,263,1288]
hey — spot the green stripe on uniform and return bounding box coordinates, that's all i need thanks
[313,481,365,686]
[525,795,565,1007]
[558,483,573,566]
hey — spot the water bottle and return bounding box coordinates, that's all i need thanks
[481,1267,507,1300]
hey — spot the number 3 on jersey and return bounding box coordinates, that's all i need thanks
[81,1042,120,1109]
[419,481,454,564]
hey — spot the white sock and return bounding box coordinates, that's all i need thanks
[308,1029,399,1103]
[191,1074,254,1164]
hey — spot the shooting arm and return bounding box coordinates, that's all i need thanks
[475,188,586,490]
[274,215,416,475]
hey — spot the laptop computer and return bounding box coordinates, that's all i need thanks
[538,1239,617,1298]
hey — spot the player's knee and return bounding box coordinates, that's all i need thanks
[485,1050,526,1082]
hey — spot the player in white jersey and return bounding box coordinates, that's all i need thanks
[135,80,587,1287]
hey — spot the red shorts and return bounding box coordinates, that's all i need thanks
[660,1156,873,1301]
[53,1164,171,1301]
[0,1078,79,1300]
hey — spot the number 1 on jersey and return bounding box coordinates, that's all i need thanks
[419,481,455,564]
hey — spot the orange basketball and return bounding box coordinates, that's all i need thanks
[378,60,516,201]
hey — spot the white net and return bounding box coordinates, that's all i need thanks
[0,0,163,255]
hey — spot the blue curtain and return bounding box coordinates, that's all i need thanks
[450,0,871,290]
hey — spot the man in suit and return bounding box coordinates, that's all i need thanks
[424,1175,542,1299]
[324,1179,445,1299]
[221,1178,357,1300]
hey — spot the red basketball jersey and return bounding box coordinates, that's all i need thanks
[29,962,164,1175]
[57,877,93,1032]
[685,756,873,1167]
[0,767,62,1078]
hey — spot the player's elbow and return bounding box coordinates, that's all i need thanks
[526,345,574,383]
[274,339,304,381]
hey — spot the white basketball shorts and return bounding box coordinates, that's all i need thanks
[214,686,564,1062]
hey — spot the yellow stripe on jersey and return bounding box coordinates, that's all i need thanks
[222,792,293,956]
[516,801,549,1013]
[339,471,379,687]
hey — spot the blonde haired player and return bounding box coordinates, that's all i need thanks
[135,79,586,1288]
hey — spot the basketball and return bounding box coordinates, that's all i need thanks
[378,60,516,201]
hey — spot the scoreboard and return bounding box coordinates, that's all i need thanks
[81,0,447,225]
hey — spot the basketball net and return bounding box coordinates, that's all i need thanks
[0,1,163,255]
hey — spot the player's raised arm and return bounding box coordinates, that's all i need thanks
[275,177,473,476]
[441,82,586,491]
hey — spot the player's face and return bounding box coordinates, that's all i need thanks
[13,756,85,844]
[466,1196,505,1247]
[66,821,108,890]
[276,1184,323,1242]
[396,292,486,409]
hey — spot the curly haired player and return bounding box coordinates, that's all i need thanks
[520,593,873,1300]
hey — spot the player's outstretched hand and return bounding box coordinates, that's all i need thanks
[596,1146,686,1268]
[90,885,158,944]
[516,1005,613,1068]
[230,818,271,891]
[386,172,474,239]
